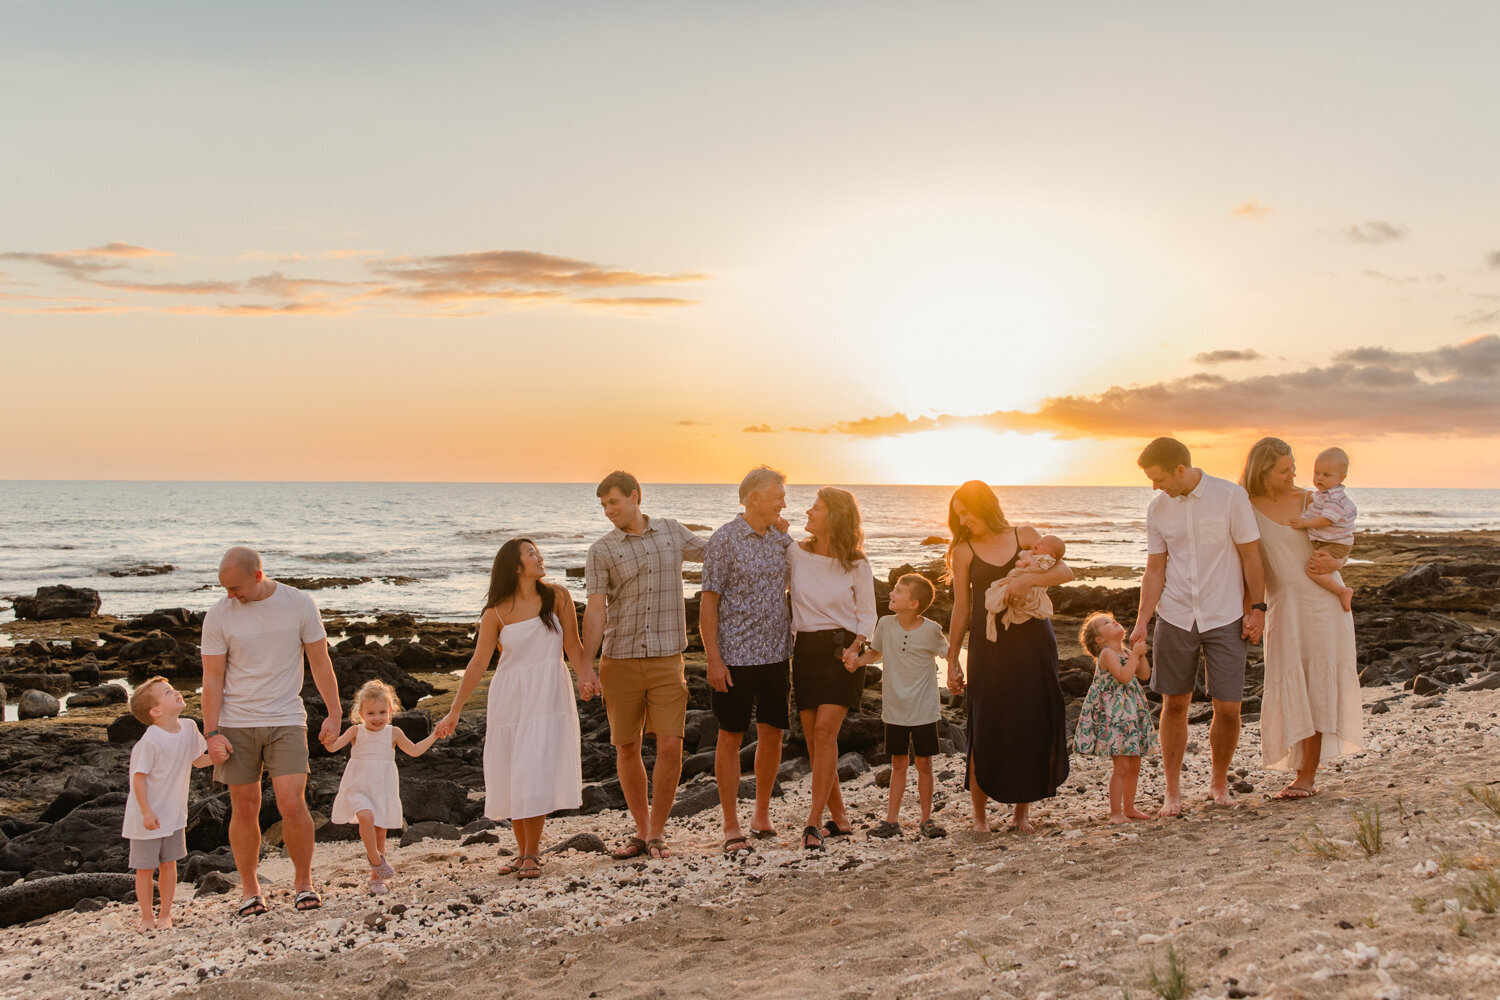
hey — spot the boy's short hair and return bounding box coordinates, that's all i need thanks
[1137,437,1191,472]
[1316,447,1349,472]
[896,573,936,613]
[129,676,170,725]
[596,470,641,501]
[1078,613,1113,657]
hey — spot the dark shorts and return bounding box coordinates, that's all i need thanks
[710,660,791,733]
[792,630,866,712]
[1151,618,1247,702]
[885,721,940,758]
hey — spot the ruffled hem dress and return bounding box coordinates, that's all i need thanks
[483,614,584,820]
[331,723,404,828]
[1072,654,1158,758]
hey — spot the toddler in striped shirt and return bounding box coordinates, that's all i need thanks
[1290,446,1357,611]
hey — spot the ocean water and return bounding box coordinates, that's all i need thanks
[2,481,1498,624]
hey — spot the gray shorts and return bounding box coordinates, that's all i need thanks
[214,725,310,785]
[1151,618,1247,702]
[129,828,187,870]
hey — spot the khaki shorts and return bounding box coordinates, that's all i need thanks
[129,828,187,870]
[1310,540,1352,560]
[213,725,310,785]
[599,654,688,746]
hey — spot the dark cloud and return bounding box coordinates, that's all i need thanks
[742,424,774,434]
[810,336,1500,440]
[1342,221,1406,244]
[1192,349,1263,365]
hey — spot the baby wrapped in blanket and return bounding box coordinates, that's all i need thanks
[984,534,1066,640]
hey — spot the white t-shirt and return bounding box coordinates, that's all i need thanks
[1146,472,1260,632]
[122,720,207,840]
[787,543,877,638]
[201,582,326,727]
[870,615,946,726]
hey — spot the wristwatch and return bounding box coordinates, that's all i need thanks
[1250,603,1267,612]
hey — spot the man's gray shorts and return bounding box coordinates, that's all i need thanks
[1151,618,1246,702]
[129,828,187,870]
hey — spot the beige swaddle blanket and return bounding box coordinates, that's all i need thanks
[984,552,1057,640]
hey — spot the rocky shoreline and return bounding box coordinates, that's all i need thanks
[2,530,1498,927]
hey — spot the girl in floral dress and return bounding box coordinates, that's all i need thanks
[1074,612,1158,824]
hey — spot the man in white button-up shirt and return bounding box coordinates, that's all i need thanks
[1131,438,1266,818]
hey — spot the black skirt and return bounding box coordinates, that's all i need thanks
[792,629,866,712]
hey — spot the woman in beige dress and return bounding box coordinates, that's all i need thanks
[1239,438,1362,797]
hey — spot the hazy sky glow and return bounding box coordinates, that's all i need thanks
[3,1,1498,486]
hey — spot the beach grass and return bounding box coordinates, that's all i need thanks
[1353,802,1384,856]
[1145,942,1190,1000]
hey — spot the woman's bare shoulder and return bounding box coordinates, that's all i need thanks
[1015,524,1042,545]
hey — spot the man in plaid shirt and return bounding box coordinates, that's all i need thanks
[582,470,707,860]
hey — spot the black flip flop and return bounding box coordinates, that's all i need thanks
[236,895,266,917]
[823,821,853,838]
[293,890,322,911]
[801,825,825,851]
[748,827,778,840]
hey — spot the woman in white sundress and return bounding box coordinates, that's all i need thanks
[436,538,600,878]
[1239,438,1362,799]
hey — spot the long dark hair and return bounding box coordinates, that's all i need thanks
[944,480,1011,579]
[484,538,557,631]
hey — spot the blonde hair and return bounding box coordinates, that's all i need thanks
[813,486,867,572]
[1239,436,1292,499]
[129,676,170,725]
[1317,446,1349,472]
[351,679,401,723]
[1078,613,1115,657]
[896,573,936,612]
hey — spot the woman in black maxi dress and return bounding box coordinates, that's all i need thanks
[946,482,1071,832]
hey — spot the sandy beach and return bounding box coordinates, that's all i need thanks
[1,684,1497,1000]
[2,531,1499,999]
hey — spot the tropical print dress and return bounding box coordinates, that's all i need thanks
[1073,652,1158,757]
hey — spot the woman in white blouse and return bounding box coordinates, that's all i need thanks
[788,487,877,851]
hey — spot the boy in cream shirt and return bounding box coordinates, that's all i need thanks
[122,676,211,931]
[856,573,949,840]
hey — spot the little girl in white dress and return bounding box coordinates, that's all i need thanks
[328,680,441,893]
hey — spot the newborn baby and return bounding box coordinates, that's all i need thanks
[984,534,1066,640]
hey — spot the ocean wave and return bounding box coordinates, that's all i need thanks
[299,551,372,563]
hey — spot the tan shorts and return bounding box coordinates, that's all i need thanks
[599,654,688,746]
[1310,540,1352,560]
[214,725,310,785]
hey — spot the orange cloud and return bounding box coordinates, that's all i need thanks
[809,336,1500,440]
[1229,200,1272,221]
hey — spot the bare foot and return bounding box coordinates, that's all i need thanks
[137,917,155,932]
[156,916,173,929]
[970,820,990,832]
[1124,808,1152,821]
[1206,785,1235,806]
[1157,794,1182,818]
[1339,587,1354,613]
[1011,806,1035,834]
[1273,783,1317,800]
[1109,814,1129,825]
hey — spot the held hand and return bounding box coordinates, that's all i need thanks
[946,669,965,695]
[774,516,791,534]
[319,715,341,749]
[434,712,458,740]
[575,670,601,702]
[1129,621,1148,647]
[841,646,862,672]
[1242,609,1265,646]
[706,656,732,694]
[142,811,159,832]
[1131,638,1149,659]
[207,734,233,764]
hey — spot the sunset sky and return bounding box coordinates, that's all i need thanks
[3,1,1498,487]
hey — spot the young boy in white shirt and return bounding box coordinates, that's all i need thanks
[857,573,949,840]
[122,676,211,931]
